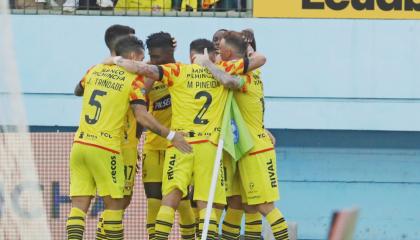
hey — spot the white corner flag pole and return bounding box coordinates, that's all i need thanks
[201,138,225,240]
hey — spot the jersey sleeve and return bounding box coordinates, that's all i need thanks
[129,75,147,106]
[219,58,249,75]
[79,66,95,88]
[158,63,182,87]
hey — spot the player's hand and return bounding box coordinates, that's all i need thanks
[192,48,211,66]
[171,37,177,49]
[266,129,276,146]
[242,28,255,45]
[172,132,192,153]
[102,56,117,65]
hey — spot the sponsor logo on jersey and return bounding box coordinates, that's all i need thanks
[101,132,112,139]
[266,158,277,188]
[153,95,171,111]
[167,154,176,180]
[111,156,117,183]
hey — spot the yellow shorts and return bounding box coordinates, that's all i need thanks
[142,149,165,183]
[69,142,125,199]
[162,142,226,205]
[238,149,280,205]
[223,153,241,197]
[122,146,138,196]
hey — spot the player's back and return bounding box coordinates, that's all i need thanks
[161,63,229,144]
[75,64,143,153]
[234,69,273,151]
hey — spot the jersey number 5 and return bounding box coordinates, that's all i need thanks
[85,90,107,125]
[194,91,212,125]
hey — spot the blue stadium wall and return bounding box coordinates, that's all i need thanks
[9,15,420,240]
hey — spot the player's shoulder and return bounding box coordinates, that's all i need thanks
[218,58,244,66]
[131,75,146,89]
[162,62,184,69]
[85,64,101,73]
[161,62,186,78]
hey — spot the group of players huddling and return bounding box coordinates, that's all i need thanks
[66,24,289,240]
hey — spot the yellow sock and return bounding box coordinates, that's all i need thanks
[147,198,162,240]
[244,212,262,240]
[102,209,124,240]
[221,208,242,240]
[214,208,224,237]
[199,208,218,240]
[155,205,175,240]
[192,206,200,236]
[214,208,223,224]
[178,200,196,240]
[66,207,86,240]
[266,208,289,240]
[95,211,106,240]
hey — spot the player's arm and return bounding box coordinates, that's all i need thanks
[194,48,243,89]
[74,67,93,97]
[74,82,84,96]
[74,67,93,96]
[144,78,155,94]
[131,103,192,153]
[241,29,264,72]
[103,57,162,81]
[196,59,243,90]
[266,129,276,146]
[246,50,266,73]
[205,61,243,90]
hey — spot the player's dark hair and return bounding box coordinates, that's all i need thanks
[213,29,228,42]
[242,29,256,51]
[115,35,144,58]
[190,39,216,54]
[215,29,228,34]
[223,31,248,57]
[146,31,174,50]
[105,24,136,52]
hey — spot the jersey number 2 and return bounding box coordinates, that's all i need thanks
[85,90,107,125]
[194,91,212,125]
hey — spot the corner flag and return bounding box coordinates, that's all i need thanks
[201,90,254,240]
[221,91,254,161]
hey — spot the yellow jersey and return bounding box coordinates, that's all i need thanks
[143,80,172,150]
[234,69,274,154]
[74,64,147,153]
[159,59,245,144]
[122,109,139,149]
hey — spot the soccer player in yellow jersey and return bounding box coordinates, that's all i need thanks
[212,28,275,240]
[108,38,266,240]
[196,31,289,240]
[67,36,191,240]
[74,25,142,239]
[142,32,195,240]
